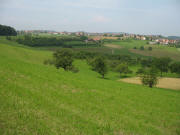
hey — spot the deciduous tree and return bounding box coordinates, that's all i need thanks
[140,67,159,88]
[53,49,74,71]
[0,24,17,36]
[91,56,108,78]
[170,62,180,76]
[154,57,171,76]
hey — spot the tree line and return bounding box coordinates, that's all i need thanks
[0,24,17,36]
[6,35,97,47]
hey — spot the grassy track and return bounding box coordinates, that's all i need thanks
[0,38,180,135]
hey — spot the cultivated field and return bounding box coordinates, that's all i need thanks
[104,44,123,49]
[91,36,119,40]
[120,77,180,90]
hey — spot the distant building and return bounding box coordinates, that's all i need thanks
[169,40,177,44]
[92,36,102,41]
[149,41,157,45]
[155,39,170,45]
[141,36,146,40]
[135,35,146,40]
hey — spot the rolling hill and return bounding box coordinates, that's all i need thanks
[167,36,180,40]
[0,37,180,135]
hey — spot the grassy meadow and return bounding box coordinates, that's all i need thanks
[0,37,180,135]
[106,39,180,61]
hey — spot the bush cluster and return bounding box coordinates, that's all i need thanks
[0,24,17,36]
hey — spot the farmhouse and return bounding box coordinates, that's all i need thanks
[135,35,146,40]
[149,41,157,45]
[169,40,178,44]
[141,36,146,40]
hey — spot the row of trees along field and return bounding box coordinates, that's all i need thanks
[133,46,153,51]
[0,24,17,36]
[44,48,180,88]
[6,35,98,47]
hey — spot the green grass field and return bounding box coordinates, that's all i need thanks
[0,38,180,135]
[107,39,180,61]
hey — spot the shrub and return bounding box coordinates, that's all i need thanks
[115,63,132,77]
[148,47,152,51]
[140,46,144,50]
[53,49,74,71]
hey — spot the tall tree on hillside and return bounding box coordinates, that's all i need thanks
[153,57,171,77]
[53,49,74,71]
[91,56,108,79]
[140,67,159,88]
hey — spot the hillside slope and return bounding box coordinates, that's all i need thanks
[0,39,180,135]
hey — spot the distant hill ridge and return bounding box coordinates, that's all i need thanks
[167,36,180,40]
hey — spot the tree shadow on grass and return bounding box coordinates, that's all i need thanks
[116,74,132,79]
[97,76,110,80]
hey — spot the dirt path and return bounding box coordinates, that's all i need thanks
[120,77,180,90]
[104,44,123,49]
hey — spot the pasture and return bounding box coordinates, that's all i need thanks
[0,37,180,135]
[130,47,180,61]
[106,39,180,61]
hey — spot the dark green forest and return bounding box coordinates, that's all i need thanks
[0,24,17,36]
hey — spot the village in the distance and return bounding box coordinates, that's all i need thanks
[18,30,180,46]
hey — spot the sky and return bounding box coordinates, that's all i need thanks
[0,0,180,36]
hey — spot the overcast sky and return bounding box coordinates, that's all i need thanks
[0,0,180,36]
